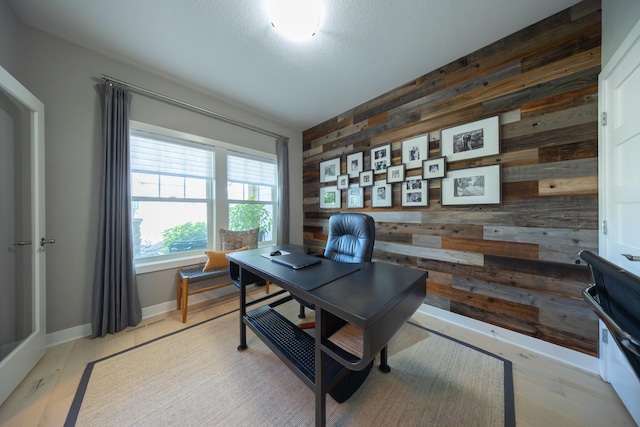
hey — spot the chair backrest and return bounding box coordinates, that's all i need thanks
[324,213,375,263]
[219,227,259,251]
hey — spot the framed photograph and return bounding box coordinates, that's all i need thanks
[441,165,501,206]
[319,186,341,209]
[336,174,349,190]
[372,180,392,208]
[402,135,429,169]
[319,157,340,183]
[346,152,364,178]
[359,170,374,187]
[402,178,428,207]
[422,157,446,179]
[387,164,406,183]
[347,184,364,209]
[371,144,391,174]
[441,116,500,162]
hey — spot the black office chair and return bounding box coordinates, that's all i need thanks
[580,250,640,378]
[297,212,375,319]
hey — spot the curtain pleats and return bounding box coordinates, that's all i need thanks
[92,84,142,338]
[276,138,290,245]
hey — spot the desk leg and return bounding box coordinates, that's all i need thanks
[379,345,390,373]
[315,309,327,427]
[237,267,248,351]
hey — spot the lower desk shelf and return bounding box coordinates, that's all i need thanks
[244,304,349,390]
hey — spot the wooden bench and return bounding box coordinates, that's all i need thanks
[177,264,270,323]
[176,265,232,323]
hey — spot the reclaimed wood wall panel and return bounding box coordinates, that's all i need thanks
[302,0,601,356]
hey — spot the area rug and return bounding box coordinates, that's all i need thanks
[65,302,515,426]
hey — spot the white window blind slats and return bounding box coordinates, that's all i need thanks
[130,134,213,179]
[228,152,276,186]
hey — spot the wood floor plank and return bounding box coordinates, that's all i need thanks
[0,291,635,426]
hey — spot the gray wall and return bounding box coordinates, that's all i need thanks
[0,0,21,78]
[602,0,640,67]
[1,2,303,335]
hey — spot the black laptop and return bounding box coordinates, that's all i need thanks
[270,253,321,270]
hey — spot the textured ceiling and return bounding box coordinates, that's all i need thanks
[9,0,581,131]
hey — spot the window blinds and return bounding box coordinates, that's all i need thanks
[130,130,213,179]
[228,152,277,185]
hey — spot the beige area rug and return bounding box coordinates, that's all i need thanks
[66,301,514,426]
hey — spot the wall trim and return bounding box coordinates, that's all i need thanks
[418,304,599,374]
[45,295,210,347]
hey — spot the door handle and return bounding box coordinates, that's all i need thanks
[622,254,640,262]
[12,241,32,246]
[40,238,56,247]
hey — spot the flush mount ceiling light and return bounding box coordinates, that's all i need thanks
[266,0,323,40]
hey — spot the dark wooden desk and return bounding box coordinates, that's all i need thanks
[227,244,427,427]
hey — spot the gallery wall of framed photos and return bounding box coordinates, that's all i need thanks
[303,1,601,357]
[317,115,501,211]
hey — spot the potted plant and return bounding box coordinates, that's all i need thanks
[228,201,272,241]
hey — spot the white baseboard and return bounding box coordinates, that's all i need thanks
[417,304,599,374]
[45,293,217,347]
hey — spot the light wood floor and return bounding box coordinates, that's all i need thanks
[0,286,636,427]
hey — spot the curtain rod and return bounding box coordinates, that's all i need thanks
[100,74,287,141]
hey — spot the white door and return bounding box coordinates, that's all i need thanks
[598,18,640,425]
[0,66,47,406]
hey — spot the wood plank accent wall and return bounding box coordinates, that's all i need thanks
[302,0,601,356]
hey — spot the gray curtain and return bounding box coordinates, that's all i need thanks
[276,137,290,244]
[92,84,142,338]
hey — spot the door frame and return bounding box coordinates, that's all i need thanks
[597,15,640,425]
[0,66,46,405]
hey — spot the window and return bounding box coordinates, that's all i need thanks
[129,123,279,270]
[227,152,277,244]
[130,129,214,262]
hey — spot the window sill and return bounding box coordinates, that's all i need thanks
[134,242,272,275]
[135,254,207,275]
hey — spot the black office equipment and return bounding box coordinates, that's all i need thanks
[271,253,321,270]
[579,250,640,378]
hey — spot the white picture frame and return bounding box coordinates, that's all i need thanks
[371,144,391,174]
[319,157,341,183]
[402,134,429,169]
[346,151,364,178]
[319,186,341,209]
[347,184,364,208]
[402,177,428,207]
[387,164,406,183]
[337,174,349,190]
[441,116,500,162]
[359,170,374,187]
[441,165,501,206]
[372,180,392,208]
[422,157,446,179]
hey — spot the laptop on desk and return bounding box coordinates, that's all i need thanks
[270,253,321,270]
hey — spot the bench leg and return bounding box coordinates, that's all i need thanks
[176,275,182,310]
[181,277,189,323]
[266,281,270,294]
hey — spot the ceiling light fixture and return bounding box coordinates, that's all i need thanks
[266,0,323,40]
